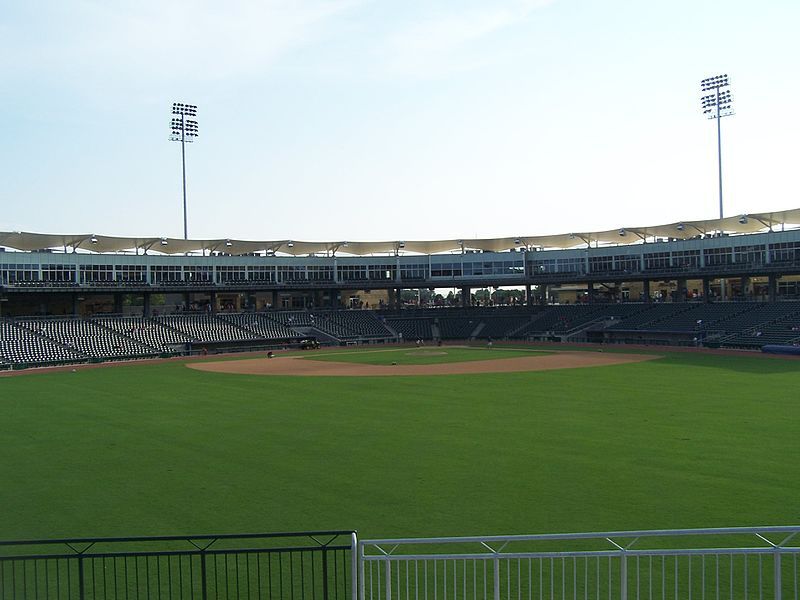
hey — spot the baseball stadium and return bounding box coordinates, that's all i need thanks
[1,210,800,598]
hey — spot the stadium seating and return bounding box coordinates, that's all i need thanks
[607,303,694,331]
[324,311,395,338]
[437,316,482,339]
[94,316,192,352]
[474,316,532,339]
[0,320,86,365]
[218,310,394,341]
[16,318,158,359]
[384,317,433,341]
[514,305,600,337]
[218,313,301,340]
[3,303,800,367]
[646,302,755,332]
[718,303,800,348]
[267,311,354,339]
[155,314,261,343]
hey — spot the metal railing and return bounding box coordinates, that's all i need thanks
[358,526,800,600]
[0,530,357,599]
[4,527,799,598]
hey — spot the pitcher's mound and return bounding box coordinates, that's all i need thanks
[188,350,657,377]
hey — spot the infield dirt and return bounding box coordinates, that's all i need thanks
[187,349,659,377]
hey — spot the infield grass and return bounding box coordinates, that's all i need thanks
[1,348,799,541]
[305,346,549,365]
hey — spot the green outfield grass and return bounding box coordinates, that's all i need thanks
[1,348,799,542]
[306,346,549,365]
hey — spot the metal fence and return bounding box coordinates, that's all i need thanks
[4,527,799,599]
[358,527,800,600]
[0,530,357,599]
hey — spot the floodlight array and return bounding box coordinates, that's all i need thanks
[169,118,199,142]
[701,74,728,91]
[172,102,198,117]
[701,90,733,118]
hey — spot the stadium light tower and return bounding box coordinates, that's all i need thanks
[700,75,733,219]
[169,102,199,240]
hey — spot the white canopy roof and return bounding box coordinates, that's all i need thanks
[2,208,799,256]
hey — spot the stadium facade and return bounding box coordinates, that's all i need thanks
[2,209,800,316]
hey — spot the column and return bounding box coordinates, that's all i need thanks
[768,274,777,302]
[113,293,123,314]
[209,291,217,313]
[461,286,470,308]
[525,284,532,306]
[676,278,687,303]
[642,280,651,303]
[388,288,397,309]
[587,282,595,304]
[741,276,751,300]
[143,293,152,317]
[702,278,711,302]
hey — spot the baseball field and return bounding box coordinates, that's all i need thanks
[1,345,798,541]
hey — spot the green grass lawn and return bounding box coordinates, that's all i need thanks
[1,349,799,542]
[305,345,549,365]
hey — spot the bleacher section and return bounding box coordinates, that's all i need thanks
[513,305,600,337]
[385,317,433,341]
[718,303,800,348]
[3,303,800,368]
[711,303,799,337]
[475,316,532,339]
[218,313,301,340]
[643,303,754,332]
[607,304,693,331]
[17,318,158,359]
[95,316,191,352]
[0,321,86,365]
[325,311,395,339]
[266,310,395,340]
[155,314,261,343]
[437,316,480,340]
[267,311,353,339]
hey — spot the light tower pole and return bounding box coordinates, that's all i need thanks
[170,103,199,240]
[700,75,733,219]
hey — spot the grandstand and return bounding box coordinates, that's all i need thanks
[154,313,262,343]
[2,299,800,367]
[717,303,800,348]
[384,316,434,341]
[17,317,158,359]
[0,320,86,366]
[217,313,301,341]
[3,209,800,366]
[94,315,192,352]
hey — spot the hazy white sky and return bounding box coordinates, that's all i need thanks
[1,0,798,241]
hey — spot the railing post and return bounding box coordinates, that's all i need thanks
[774,549,781,600]
[385,559,392,600]
[620,551,627,600]
[352,533,360,600]
[201,551,208,600]
[322,547,329,600]
[78,555,85,600]
[493,555,500,600]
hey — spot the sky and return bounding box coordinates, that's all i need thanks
[1,0,799,242]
